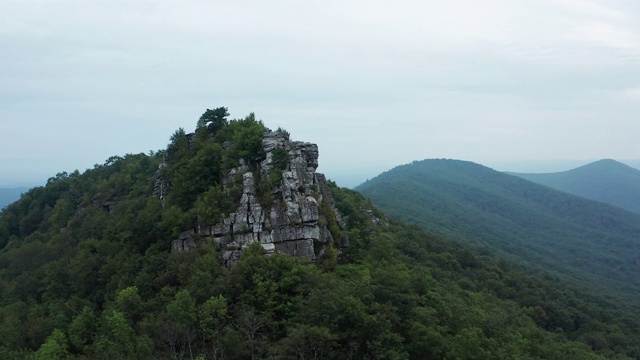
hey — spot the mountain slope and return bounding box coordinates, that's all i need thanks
[510,159,640,213]
[0,113,629,358]
[356,159,640,298]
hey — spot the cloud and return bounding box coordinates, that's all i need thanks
[1,0,640,187]
[622,86,640,102]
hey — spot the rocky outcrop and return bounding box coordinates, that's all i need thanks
[152,156,169,201]
[170,129,347,267]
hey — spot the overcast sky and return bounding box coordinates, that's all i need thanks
[2,0,639,187]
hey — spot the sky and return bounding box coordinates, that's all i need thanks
[1,0,640,188]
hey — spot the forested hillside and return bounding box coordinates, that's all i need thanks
[357,159,640,353]
[357,159,640,295]
[0,114,636,358]
[510,159,640,213]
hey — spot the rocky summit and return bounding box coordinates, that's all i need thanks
[170,129,347,266]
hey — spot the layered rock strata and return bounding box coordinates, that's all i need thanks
[171,129,347,266]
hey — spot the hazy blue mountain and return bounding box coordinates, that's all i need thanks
[509,159,640,213]
[356,159,640,298]
[622,159,640,171]
[0,187,28,210]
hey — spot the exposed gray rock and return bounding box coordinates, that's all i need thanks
[172,237,197,252]
[179,230,195,240]
[221,249,242,267]
[301,196,319,223]
[170,128,347,267]
[365,209,385,227]
[171,239,183,252]
[81,193,122,214]
[152,157,169,201]
[262,243,276,254]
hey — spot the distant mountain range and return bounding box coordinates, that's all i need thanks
[509,159,640,213]
[356,159,640,299]
[0,187,28,210]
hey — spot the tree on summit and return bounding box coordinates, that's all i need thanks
[197,107,230,134]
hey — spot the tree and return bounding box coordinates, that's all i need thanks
[167,128,190,163]
[35,329,70,360]
[275,324,337,360]
[115,286,143,323]
[236,306,264,360]
[198,295,228,359]
[94,310,136,359]
[271,147,290,172]
[197,107,229,135]
[269,147,290,184]
[195,185,227,226]
[233,114,266,163]
[166,289,197,359]
[68,307,97,353]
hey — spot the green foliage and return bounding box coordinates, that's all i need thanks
[357,159,640,296]
[274,324,337,359]
[115,286,143,322]
[159,205,188,239]
[316,244,338,271]
[275,126,290,139]
[271,147,289,172]
[167,289,197,328]
[35,329,70,360]
[256,171,275,212]
[165,133,224,211]
[319,195,343,249]
[164,112,265,212]
[68,307,96,352]
[268,146,290,185]
[194,184,228,225]
[357,158,640,357]
[167,128,190,164]
[198,295,229,358]
[219,113,267,166]
[198,295,228,339]
[197,107,229,135]
[94,310,136,359]
[0,111,635,359]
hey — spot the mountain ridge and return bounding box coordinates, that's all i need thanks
[0,113,637,358]
[508,159,640,213]
[357,158,640,297]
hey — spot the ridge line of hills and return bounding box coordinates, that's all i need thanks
[508,158,640,213]
[357,158,640,356]
[357,158,640,296]
[1,112,639,358]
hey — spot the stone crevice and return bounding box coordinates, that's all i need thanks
[171,129,347,267]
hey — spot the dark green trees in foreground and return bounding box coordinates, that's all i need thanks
[0,111,635,358]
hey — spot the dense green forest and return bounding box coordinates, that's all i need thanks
[356,159,640,296]
[357,159,640,355]
[510,159,640,213]
[0,112,637,358]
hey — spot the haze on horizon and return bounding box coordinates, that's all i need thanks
[1,0,639,188]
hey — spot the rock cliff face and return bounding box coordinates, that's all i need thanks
[170,129,347,266]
